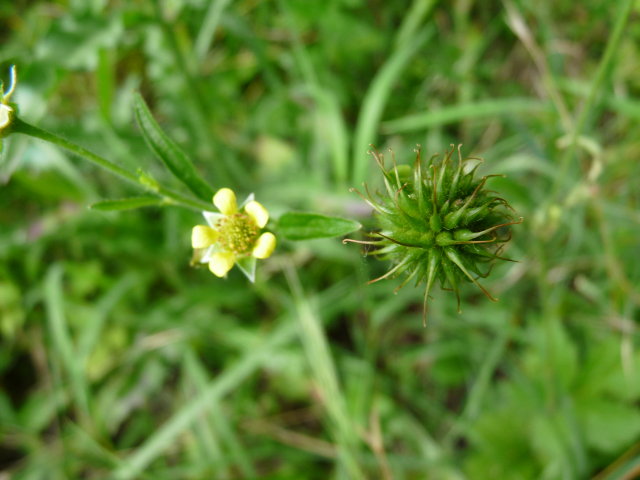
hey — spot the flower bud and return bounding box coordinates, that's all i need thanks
[0,65,17,143]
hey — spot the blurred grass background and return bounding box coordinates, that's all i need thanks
[1,0,640,478]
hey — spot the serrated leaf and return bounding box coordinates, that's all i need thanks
[277,212,361,241]
[133,94,214,201]
[90,196,164,211]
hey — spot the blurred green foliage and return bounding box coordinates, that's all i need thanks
[1,0,640,479]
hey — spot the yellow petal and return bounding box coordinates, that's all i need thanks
[213,188,237,215]
[191,225,219,248]
[252,232,276,259]
[208,252,236,277]
[0,104,12,129]
[245,200,269,228]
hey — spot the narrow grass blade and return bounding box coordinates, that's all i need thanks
[352,28,432,184]
[308,86,350,186]
[96,48,115,122]
[382,98,550,134]
[395,0,438,48]
[134,93,214,201]
[183,348,256,478]
[284,263,365,479]
[551,0,635,201]
[112,321,297,480]
[594,445,640,480]
[181,350,228,474]
[44,264,91,426]
[274,0,352,186]
[77,273,138,361]
[194,0,232,61]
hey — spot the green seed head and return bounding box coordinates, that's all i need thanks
[347,145,522,324]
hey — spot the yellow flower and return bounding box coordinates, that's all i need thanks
[0,65,16,133]
[191,188,276,282]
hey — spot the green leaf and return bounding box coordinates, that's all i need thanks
[578,399,640,454]
[277,212,361,241]
[90,196,164,211]
[133,94,214,201]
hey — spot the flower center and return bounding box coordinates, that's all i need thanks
[216,213,259,255]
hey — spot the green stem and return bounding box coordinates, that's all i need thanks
[12,117,137,182]
[11,117,213,212]
[157,185,213,212]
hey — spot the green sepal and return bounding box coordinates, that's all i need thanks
[453,229,476,242]
[443,210,462,230]
[429,213,442,232]
[461,204,491,225]
[277,212,361,241]
[133,94,214,201]
[394,164,412,182]
[436,231,455,246]
[440,259,462,311]
[90,196,165,211]
[444,247,497,302]
[236,256,257,283]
